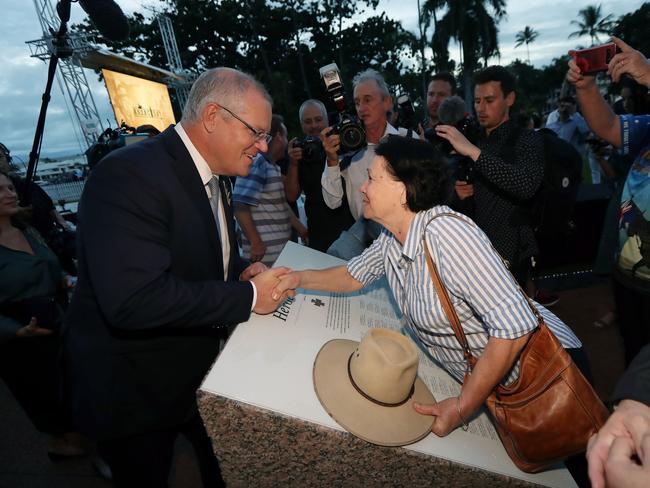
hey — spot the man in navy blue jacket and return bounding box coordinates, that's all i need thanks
[62,67,290,487]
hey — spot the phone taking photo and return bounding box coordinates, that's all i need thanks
[570,43,618,76]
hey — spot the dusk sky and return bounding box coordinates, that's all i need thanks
[0,0,644,162]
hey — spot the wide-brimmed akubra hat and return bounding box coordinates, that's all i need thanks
[313,328,435,446]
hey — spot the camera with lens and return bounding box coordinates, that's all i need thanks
[423,96,480,155]
[85,122,152,169]
[396,94,417,131]
[294,136,325,165]
[454,155,475,183]
[319,62,366,154]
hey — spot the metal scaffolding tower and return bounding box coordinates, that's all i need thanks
[27,0,104,149]
[157,15,194,112]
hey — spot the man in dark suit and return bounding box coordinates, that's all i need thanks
[62,67,291,487]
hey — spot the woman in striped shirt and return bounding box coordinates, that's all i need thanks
[274,135,586,437]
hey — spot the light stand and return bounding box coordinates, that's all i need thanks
[23,0,73,205]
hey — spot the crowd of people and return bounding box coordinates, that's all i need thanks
[1,34,650,488]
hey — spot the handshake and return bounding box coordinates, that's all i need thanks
[244,263,302,315]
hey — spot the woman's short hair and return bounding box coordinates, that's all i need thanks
[375,136,450,212]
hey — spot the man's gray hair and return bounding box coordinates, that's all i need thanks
[352,69,390,99]
[182,67,272,123]
[298,99,328,123]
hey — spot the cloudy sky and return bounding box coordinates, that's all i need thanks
[0,0,644,162]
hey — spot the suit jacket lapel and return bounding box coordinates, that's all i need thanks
[161,127,225,278]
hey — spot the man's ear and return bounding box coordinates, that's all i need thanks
[202,103,220,133]
[384,94,393,111]
[506,91,516,108]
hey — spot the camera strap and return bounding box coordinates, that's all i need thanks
[339,149,363,172]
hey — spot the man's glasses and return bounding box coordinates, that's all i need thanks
[219,105,272,144]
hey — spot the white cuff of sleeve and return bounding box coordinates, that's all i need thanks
[250,280,257,311]
[325,163,342,179]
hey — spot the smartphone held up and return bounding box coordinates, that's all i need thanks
[570,43,618,76]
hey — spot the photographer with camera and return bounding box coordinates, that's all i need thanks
[435,66,544,290]
[284,99,355,252]
[321,68,417,259]
[423,72,457,131]
[423,95,480,217]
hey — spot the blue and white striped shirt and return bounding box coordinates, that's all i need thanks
[348,206,581,385]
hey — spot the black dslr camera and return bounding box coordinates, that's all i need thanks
[423,96,480,184]
[294,136,325,165]
[319,63,366,154]
[424,96,480,155]
[396,94,417,131]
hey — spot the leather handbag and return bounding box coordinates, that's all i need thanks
[422,213,609,473]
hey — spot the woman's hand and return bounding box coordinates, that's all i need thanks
[15,317,53,338]
[413,396,464,437]
[272,272,302,301]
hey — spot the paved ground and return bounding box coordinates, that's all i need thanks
[0,277,624,488]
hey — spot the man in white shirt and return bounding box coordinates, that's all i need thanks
[321,68,416,258]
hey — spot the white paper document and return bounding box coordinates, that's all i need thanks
[201,242,576,488]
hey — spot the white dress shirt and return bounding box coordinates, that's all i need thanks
[174,123,257,309]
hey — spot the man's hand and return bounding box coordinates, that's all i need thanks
[608,36,650,87]
[297,225,309,245]
[320,126,340,165]
[416,122,426,139]
[249,239,267,263]
[251,266,294,314]
[288,138,303,166]
[15,317,53,338]
[240,261,268,281]
[587,399,650,488]
[434,125,481,161]
[413,397,461,437]
[454,181,474,200]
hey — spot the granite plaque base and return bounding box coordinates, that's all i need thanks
[198,393,537,488]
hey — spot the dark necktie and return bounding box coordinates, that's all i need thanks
[207,176,222,238]
[218,176,236,262]
[207,176,231,279]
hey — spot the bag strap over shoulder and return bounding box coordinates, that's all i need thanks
[421,212,544,371]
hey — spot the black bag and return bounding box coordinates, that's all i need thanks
[532,131,583,239]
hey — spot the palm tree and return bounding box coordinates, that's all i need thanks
[422,0,506,102]
[569,4,615,46]
[515,26,539,64]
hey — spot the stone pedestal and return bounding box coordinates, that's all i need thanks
[198,392,538,488]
